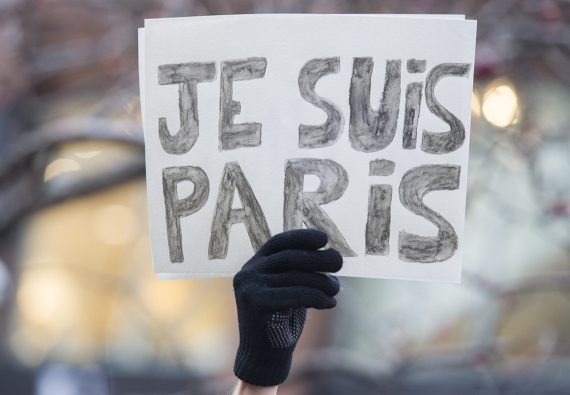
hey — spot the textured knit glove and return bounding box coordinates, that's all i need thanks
[233,229,342,386]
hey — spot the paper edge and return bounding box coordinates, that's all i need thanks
[145,14,467,27]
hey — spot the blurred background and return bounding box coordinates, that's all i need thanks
[1,0,570,394]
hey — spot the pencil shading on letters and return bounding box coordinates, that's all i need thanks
[284,158,356,257]
[209,162,271,259]
[366,159,395,255]
[421,63,471,154]
[403,82,423,149]
[163,166,210,263]
[406,59,426,74]
[398,164,460,263]
[219,58,267,151]
[158,62,216,154]
[349,58,401,153]
[298,57,344,148]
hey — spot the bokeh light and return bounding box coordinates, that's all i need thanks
[93,204,137,246]
[481,80,520,128]
[471,90,481,118]
[74,150,101,159]
[17,266,77,329]
[44,159,81,182]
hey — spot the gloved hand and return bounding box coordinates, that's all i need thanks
[233,229,342,386]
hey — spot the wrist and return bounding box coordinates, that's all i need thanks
[232,380,278,395]
[234,340,294,386]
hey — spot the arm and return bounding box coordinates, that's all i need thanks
[232,380,278,395]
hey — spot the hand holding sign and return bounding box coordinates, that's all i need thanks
[140,14,477,282]
[233,229,342,386]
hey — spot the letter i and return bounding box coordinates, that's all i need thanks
[366,159,395,255]
[403,59,426,149]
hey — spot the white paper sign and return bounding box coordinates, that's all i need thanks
[141,15,476,282]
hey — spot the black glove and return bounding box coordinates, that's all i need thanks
[233,229,342,386]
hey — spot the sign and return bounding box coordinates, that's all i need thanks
[139,14,477,282]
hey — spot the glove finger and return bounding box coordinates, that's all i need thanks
[255,248,342,273]
[254,286,337,310]
[263,272,340,296]
[256,229,327,256]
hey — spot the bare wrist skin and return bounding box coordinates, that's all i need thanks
[232,380,278,395]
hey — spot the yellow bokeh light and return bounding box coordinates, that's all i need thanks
[74,150,101,158]
[471,90,481,118]
[93,204,138,245]
[482,81,520,128]
[13,180,235,366]
[17,267,77,329]
[139,280,194,324]
[43,158,81,181]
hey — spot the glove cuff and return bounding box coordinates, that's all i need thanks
[234,337,293,386]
